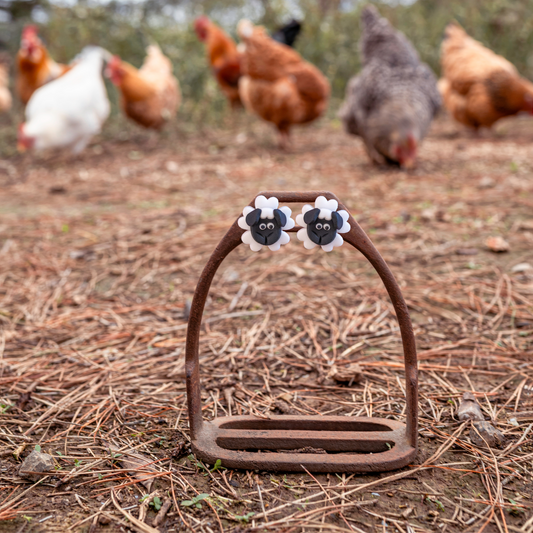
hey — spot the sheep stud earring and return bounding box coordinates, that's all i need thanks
[238,195,295,251]
[296,196,351,252]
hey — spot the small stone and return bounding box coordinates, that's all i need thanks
[235,133,247,144]
[485,236,509,253]
[165,161,179,174]
[19,450,55,481]
[420,207,437,222]
[457,392,484,421]
[99,515,111,525]
[509,418,519,427]
[69,250,86,260]
[478,176,495,189]
[328,363,362,384]
[401,507,414,519]
[470,420,505,448]
[511,263,533,273]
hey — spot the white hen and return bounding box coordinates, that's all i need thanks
[18,46,110,154]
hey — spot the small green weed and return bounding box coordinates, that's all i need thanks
[150,496,162,511]
[426,496,445,512]
[181,493,209,509]
[231,511,255,522]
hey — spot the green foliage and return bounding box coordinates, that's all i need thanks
[187,453,208,472]
[181,493,209,509]
[34,444,41,452]
[210,458,226,472]
[508,498,523,515]
[426,496,445,512]
[231,511,255,522]
[150,496,162,511]
[187,454,225,475]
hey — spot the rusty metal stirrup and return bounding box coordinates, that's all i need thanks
[185,191,418,473]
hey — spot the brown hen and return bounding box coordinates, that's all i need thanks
[237,19,330,149]
[0,49,12,112]
[439,24,533,129]
[195,16,242,108]
[16,25,70,105]
[107,45,181,130]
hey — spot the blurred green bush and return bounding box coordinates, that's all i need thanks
[2,0,533,155]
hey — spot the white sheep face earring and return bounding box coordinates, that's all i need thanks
[238,195,295,252]
[296,196,351,252]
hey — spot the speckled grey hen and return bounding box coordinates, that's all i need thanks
[339,5,441,168]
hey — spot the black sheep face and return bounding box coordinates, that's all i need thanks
[246,208,287,246]
[304,209,343,246]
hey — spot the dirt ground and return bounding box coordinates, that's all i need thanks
[0,114,532,533]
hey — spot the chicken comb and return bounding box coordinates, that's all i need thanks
[104,55,123,83]
[194,16,209,39]
[22,25,38,40]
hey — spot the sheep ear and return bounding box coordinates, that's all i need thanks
[303,208,320,225]
[245,209,261,226]
[273,209,286,227]
[331,211,343,230]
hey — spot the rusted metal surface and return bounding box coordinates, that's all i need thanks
[185,191,418,472]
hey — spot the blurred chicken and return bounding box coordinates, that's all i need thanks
[439,24,533,129]
[16,25,70,105]
[0,43,12,112]
[237,19,330,149]
[272,19,302,48]
[195,16,242,108]
[18,46,110,154]
[339,6,440,168]
[106,45,180,130]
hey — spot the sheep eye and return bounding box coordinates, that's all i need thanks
[267,222,274,230]
[315,223,323,230]
[324,223,331,231]
[259,223,267,230]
